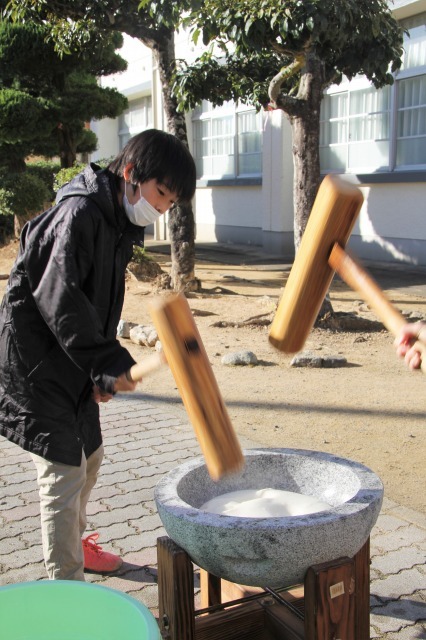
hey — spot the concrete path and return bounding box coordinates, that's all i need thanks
[0,393,424,638]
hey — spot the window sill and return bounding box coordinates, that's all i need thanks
[322,171,426,184]
[196,177,262,188]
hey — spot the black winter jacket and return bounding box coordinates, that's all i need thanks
[0,164,143,465]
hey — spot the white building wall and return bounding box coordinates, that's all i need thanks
[348,183,426,265]
[91,35,154,162]
[194,186,262,245]
[90,118,119,162]
[102,34,153,94]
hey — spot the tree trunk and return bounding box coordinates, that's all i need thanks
[14,211,33,238]
[57,124,77,168]
[151,30,198,292]
[290,55,323,251]
[7,155,26,174]
[290,54,333,317]
[8,156,30,239]
[167,201,199,292]
[14,202,50,238]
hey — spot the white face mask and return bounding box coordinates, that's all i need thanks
[123,183,162,227]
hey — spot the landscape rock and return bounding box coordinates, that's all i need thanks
[291,350,347,368]
[127,259,164,280]
[291,351,323,368]
[221,350,258,366]
[117,319,137,339]
[321,354,348,368]
[129,324,159,347]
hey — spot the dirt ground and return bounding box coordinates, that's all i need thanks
[1,239,425,514]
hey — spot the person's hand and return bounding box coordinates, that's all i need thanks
[394,321,426,370]
[92,372,137,403]
[92,386,114,403]
[113,371,137,393]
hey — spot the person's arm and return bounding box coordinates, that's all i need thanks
[22,204,135,394]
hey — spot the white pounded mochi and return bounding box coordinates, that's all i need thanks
[200,488,331,518]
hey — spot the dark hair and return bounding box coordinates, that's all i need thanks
[108,129,196,203]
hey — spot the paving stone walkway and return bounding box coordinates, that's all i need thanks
[0,393,425,638]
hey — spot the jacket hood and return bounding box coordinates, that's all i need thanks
[56,163,122,229]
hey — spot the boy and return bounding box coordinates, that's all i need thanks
[0,129,196,580]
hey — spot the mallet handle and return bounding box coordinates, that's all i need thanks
[127,352,167,382]
[329,243,425,371]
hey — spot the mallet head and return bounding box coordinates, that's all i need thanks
[269,175,364,354]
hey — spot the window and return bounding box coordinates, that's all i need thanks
[118,96,153,149]
[192,101,263,179]
[396,74,426,167]
[320,12,426,173]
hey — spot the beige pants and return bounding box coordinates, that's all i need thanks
[30,445,104,581]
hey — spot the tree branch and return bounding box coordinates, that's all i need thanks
[268,53,305,112]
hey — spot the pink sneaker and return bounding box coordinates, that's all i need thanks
[82,533,123,574]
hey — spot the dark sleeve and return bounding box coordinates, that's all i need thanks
[23,203,135,392]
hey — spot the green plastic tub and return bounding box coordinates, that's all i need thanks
[0,581,160,640]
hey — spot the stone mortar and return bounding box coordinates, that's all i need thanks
[154,448,383,588]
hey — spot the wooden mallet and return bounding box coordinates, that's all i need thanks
[127,292,244,480]
[269,174,426,369]
[269,174,363,353]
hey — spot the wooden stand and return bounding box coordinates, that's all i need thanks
[157,536,371,640]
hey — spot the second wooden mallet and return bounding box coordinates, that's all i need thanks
[268,174,425,370]
[128,293,244,481]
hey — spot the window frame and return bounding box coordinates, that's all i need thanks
[320,13,426,176]
[118,95,153,150]
[192,100,263,182]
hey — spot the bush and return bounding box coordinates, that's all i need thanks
[95,156,115,169]
[27,160,61,201]
[0,171,50,217]
[53,163,86,193]
[132,245,151,263]
[53,157,115,194]
[0,162,59,242]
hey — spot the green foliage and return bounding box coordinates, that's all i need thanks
[53,156,114,193]
[76,128,98,155]
[0,171,51,217]
[53,164,86,193]
[95,156,115,169]
[0,16,128,169]
[0,186,13,217]
[26,160,61,201]
[0,20,66,91]
[0,89,58,143]
[132,245,151,263]
[59,72,128,126]
[174,50,282,110]
[174,0,404,111]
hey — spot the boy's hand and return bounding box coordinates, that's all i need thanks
[93,372,137,403]
[92,386,114,403]
[113,371,138,393]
